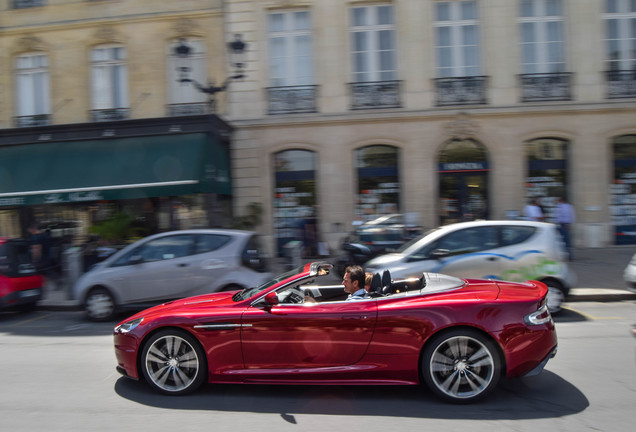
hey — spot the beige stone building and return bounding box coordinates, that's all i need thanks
[0,1,237,242]
[224,0,636,256]
[1,0,635,260]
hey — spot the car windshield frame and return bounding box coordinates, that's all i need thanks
[232,262,333,302]
[232,266,305,301]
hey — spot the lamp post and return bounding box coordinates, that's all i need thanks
[174,34,247,111]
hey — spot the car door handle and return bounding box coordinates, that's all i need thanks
[487,257,498,261]
[342,315,368,320]
[177,263,189,267]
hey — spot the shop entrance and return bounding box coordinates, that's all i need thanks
[438,139,489,225]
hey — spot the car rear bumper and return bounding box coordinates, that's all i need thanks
[523,345,558,377]
[0,287,42,309]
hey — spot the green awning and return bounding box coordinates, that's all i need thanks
[0,133,231,207]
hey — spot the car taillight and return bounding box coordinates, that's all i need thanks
[525,301,553,326]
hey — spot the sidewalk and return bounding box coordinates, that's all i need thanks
[37,246,636,311]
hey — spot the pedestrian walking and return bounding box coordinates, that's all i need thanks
[523,198,544,221]
[555,196,575,260]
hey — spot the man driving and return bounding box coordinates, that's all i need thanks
[343,265,368,301]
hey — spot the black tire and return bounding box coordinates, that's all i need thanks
[84,287,116,321]
[140,329,207,395]
[543,280,566,314]
[422,328,501,403]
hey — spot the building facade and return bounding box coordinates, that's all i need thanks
[223,0,636,256]
[0,1,236,241]
[1,0,635,260]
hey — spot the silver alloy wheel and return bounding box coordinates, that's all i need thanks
[85,289,115,321]
[144,334,201,393]
[428,334,496,401]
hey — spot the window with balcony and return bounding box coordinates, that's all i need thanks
[433,1,486,106]
[90,45,129,122]
[604,0,636,98]
[167,39,209,116]
[14,53,51,128]
[518,0,571,102]
[349,4,400,109]
[267,10,316,115]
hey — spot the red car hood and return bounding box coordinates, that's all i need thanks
[120,291,239,322]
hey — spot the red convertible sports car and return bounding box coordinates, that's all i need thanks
[114,262,557,403]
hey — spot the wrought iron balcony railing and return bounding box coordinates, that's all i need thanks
[519,72,572,102]
[267,85,318,115]
[14,114,50,128]
[606,70,636,99]
[349,80,401,110]
[167,103,209,117]
[90,108,130,122]
[433,76,488,106]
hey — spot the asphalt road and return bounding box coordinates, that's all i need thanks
[1,301,634,432]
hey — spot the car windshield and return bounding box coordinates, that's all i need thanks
[395,228,438,253]
[232,267,304,301]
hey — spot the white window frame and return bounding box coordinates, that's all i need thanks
[167,39,208,105]
[433,0,481,78]
[90,45,129,110]
[268,10,314,87]
[350,4,396,82]
[519,0,566,74]
[603,0,636,70]
[15,53,51,117]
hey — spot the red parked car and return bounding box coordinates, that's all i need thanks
[114,262,557,403]
[0,238,43,311]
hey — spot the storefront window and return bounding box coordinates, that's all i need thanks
[355,145,400,222]
[273,150,318,256]
[611,135,636,244]
[525,137,569,220]
[438,139,489,224]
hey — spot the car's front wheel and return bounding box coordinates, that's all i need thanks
[84,287,116,321]
[422,329,501,403]
[140,329,207,395]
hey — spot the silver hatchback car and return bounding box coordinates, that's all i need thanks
[73,229,271,320]
[365,220,575,313]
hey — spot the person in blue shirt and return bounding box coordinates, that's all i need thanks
[343,265,368,301]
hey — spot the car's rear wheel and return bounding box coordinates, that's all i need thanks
[84,287,116,321]
[140,329,207,395]
[422,329,501,403]
[543,280,565,314]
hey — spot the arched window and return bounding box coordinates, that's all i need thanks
[437,139,489,224]
[611,135,636,244]
[524,137,569,220]
[355,145,400,222]
[273,150,318,256]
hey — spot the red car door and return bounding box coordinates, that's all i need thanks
[241,301,377,368]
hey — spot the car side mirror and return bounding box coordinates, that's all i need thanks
[129,255,144,265]
[263,291,279,306]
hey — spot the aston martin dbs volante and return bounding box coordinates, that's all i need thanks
[113,262,557,403]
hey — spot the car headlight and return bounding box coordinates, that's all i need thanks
[114,318,144,334]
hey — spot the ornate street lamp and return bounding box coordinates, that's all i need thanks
[174,34,247,109]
